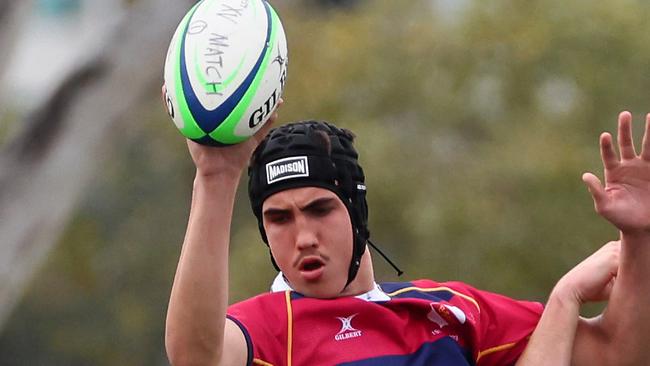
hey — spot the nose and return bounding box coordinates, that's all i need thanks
[295,217,318,250]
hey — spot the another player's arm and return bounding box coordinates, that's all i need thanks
[516,242,619,366]
[165,92,280,366]
[571,112,650,365]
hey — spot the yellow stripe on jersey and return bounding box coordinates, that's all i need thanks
[284,290,293,366]
[385,286,481,312]
[476,341,518,363]
[253,359,274,366]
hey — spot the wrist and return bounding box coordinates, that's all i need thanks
[549,281,583,313]
[193,172,241,194]
[194,161,244,181]
[195,163,245,179]
[620,229,650,241]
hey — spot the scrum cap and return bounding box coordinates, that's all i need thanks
[248,120,369,288]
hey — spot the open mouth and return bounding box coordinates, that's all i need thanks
[298,257,325,281]
[300,258,324,272]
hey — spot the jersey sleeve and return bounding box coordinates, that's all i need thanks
[441,281,543,366]
[227,292,289,366]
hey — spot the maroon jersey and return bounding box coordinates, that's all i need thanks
[227,279,543,366]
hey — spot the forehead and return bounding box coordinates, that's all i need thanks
[262,187,341,209]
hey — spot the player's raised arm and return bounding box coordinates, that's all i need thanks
[164,100,280,366]
[516,241,619,366]
[572,111,650,365]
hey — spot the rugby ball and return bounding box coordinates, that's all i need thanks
[163,0,288,146]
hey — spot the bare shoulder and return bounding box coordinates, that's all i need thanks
[219,318,249,366]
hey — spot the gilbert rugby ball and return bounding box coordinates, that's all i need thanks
[163,0,288,146]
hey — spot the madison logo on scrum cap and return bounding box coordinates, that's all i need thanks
[266,156,310,184]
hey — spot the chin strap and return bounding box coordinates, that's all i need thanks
[340,238,403,294]
[368,239,404,276]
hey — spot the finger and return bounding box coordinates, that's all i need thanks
[266,101,283,126]
[597,277,616,301]
[161,85,167,108]
[582,172,607,207]
[605,241,620,275]
[600,132,620,170]
[251,116,278,145]
[269,98,284,122]
[617,111,637,160]
[641,113,650,161]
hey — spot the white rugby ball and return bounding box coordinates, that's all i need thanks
[163,0,288,146]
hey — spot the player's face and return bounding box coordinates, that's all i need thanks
[262,187,354,298]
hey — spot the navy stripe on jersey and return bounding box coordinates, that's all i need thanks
[288,282,456,303]
[337,337,474,366]
[290,291,306,301]
[380,282,455,302]
[379,281,415,294]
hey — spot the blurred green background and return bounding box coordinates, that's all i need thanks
[2,0,648,364]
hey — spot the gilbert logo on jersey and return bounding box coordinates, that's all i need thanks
[335,314,362,341]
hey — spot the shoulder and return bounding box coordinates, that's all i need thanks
[379,279,543,365]
[380,279,542,319]
[227,291,291,339]
[380,279,480,306]
[226,291,292,365]
[380,278,476,293]
[228,291,288,319]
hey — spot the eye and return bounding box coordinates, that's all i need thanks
[310,204,333,217]
[267,212,290,224]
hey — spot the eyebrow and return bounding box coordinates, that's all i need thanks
[262,197,337,216]
[263,207,290,217]
[300,197,336,211]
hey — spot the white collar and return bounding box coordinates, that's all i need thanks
[270,272,391,302]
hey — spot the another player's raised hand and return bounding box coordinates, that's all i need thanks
[582,111,650,235]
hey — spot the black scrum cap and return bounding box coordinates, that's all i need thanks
[248,120,369,288]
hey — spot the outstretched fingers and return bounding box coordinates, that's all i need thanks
[617,111,637,160]
[642,113,650,161]
[600,132,620,170]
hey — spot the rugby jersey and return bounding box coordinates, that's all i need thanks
[227,279,543,366]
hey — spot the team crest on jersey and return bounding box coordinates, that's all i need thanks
[266,156,309,184]
[335,314,362,341]
[427,303,467,328]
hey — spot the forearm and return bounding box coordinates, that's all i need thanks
[600,231,650,363]
[166,173,241,365]
[516,286,580,366]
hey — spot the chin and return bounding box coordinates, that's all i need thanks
[291,278,345,299]
[303,287,341,299]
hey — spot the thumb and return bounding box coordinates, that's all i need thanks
[251,98,283,145]
[582,172,607,208]
[596,276,616,302]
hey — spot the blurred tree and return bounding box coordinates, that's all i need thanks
[0,1,31,96]
[36,0,81,17]
[0,0,191,334]
[306,0,362,9]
